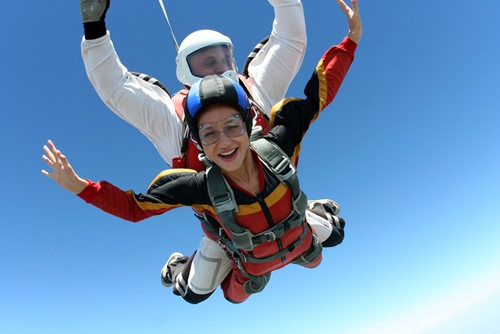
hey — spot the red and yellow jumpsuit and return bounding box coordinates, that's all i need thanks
[77,37,357,303]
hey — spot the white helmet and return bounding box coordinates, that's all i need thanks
[176,30,238,87]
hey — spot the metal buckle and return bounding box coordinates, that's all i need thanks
[263,231,276,242]
[211,192,232,206]
[234,258,242,269]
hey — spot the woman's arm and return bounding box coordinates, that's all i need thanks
[267,0,362,157]
[336,0,362,44]
[41,140,201,222]
[41,140,88,194]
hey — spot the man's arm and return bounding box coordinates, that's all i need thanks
[245,0,307,114]
[79,0,184,165]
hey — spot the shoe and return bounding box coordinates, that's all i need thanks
[307,199,340,216]
[329,215,345,230]
[160,252,184,288]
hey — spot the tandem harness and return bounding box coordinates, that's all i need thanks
[198,134,322,295]
[131,34,272,169]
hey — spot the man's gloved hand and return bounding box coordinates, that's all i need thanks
[80,0,110,23]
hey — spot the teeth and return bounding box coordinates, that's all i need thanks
[220,149,236,156]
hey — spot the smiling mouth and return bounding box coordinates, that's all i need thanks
[219,148,237,158]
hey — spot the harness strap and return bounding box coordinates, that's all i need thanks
[251,138,301,198]
[200,136,312,295]
[194,212,226,239]
[204,163,306,251]
[202,137,307,250]
[206,165,239,215]
[242,36,270,78]
[224,222,309,264]
[238,75,267,121]
[291,233,323,266]
[130,72,172,97]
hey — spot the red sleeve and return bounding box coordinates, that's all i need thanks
[339,37,358,55]
[268,37,357,161]
[77,179,171,222]
[317,36,356,112]
[78,179,102,203]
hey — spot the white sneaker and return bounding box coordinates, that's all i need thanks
[307,199,340,216]
[160,252,184,288]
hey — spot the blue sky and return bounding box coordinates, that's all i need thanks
[2,0,500,333]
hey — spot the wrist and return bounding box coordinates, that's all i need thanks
[71,177,89,195]
[348,30,361,44]
[83,21,107,40]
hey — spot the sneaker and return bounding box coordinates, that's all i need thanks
[160,252,184,288]
[329,215,346,230]
[307,199,340,216]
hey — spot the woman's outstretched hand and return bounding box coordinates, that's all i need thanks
[41,140,89,194]
[336,0,362,44]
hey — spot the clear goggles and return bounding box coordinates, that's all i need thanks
[187,44,237,78]
[198,113,246,146]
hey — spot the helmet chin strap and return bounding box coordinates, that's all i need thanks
[157,0,179,51]
[221,70,239,83]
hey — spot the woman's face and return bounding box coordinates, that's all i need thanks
[197,104,249,172]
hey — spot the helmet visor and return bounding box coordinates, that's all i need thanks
[187,44,237,80]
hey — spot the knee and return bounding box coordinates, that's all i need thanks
[322,226,345,247]
[225,296,244,304]
[179,290,214,304]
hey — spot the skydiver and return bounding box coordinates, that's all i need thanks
[77,0,358,303]
[42,3,360,298]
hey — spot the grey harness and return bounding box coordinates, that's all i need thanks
[198,134,321,295]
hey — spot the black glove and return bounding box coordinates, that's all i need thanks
[80,0,110,40]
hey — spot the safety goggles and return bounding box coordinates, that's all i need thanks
[198,113,246,146]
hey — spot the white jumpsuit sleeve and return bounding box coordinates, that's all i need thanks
[81,32,184,165]
[246,0,307,114]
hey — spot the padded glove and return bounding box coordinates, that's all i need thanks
[81,0,110,39]
[80,0,110,23]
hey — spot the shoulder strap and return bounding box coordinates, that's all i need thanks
[250,138,308,231]
[130,72,172,97]
[240,35,271,121]
[242,35,270,78]
[130,72,193,166]
[250,138,300,198]
[203,137,307,252]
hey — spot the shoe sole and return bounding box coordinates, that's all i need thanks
[307,199,340,215]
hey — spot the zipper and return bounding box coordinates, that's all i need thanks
[255,191,286,263]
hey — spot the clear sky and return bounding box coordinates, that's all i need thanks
[1,1,500,333]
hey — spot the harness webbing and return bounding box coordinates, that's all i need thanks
[130,72,172,97]
[203,136,307,253]
[242,36,270,78]
[199,135,312,294]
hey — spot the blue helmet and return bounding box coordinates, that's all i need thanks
[184,75,253,142]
